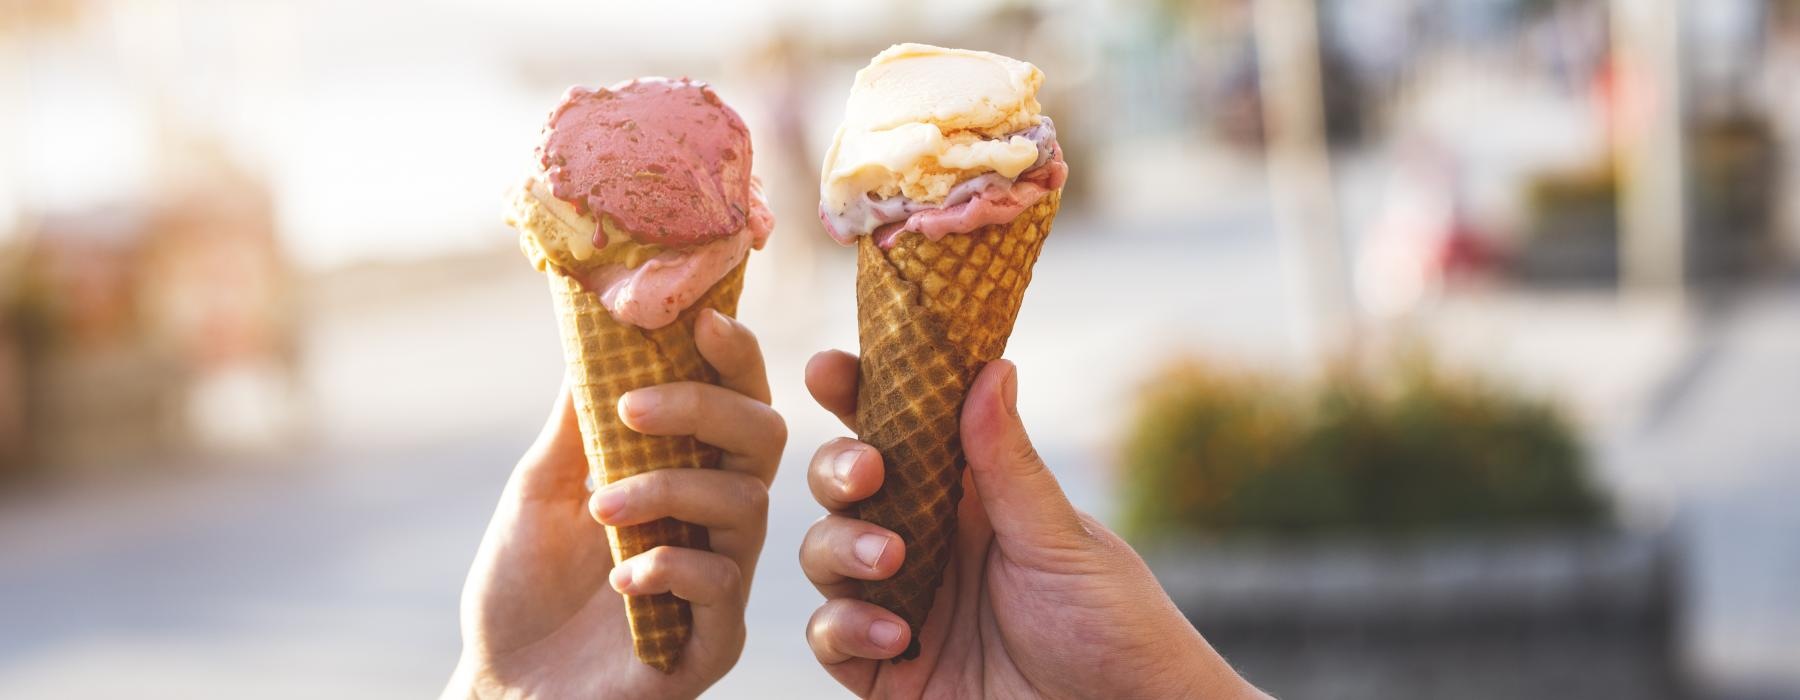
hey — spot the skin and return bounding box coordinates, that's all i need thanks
[799,352,1271,700]
[444,310,785,700]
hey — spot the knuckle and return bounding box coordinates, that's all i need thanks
[805,605,832,643]
[765,411,789,452]
[800,517,830,553]
[633,547,673,583]
[739,477,770,520]
[799,519,836,571]
[716,556,745,592]
[642,545,678,567]
[588,492,615,522]
[808,601,850,641]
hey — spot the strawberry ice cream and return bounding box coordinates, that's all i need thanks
[508,77,772,329]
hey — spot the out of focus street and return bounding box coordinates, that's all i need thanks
[3,203,1798,697]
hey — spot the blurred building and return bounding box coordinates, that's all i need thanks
[0,145,296,478]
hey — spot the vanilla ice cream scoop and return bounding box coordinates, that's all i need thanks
[819,44,1067,247]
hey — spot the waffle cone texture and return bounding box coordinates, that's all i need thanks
[546,263,743,673]
[854,190,1060,660]
[521,220,745,672]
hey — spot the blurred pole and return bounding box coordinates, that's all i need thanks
[1611,0,1689,297]
[1254,0,1357,364]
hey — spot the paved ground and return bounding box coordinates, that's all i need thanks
[0,207,1796,698]
[1606,279,1800,696]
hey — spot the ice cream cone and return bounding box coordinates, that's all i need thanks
[853,190,1060,659]
[542,255,746,673]
[820,42,1066,661]
[506,75,771,673]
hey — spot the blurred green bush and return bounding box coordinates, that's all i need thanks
[1119,354,1607,540]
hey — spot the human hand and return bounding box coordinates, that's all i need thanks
[445,310,785,700]
[799,352,1267,699]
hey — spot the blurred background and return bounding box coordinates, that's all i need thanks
[2,0,1797,697]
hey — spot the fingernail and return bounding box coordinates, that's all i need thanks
[619,391,656,420]
[610,562,634,591]
[593,487,626,521]
[833,447,863,489]
[869,620,902,648]
[1001,361,1020,417]
[853,533,889,569]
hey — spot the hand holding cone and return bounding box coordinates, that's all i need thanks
[852,191,1060,659]
[507,76,770,673]
[545,262,745,672]
[821,43,1067,661]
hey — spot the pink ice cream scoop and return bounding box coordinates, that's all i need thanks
[529,77,771,329]
[539,77,755,249]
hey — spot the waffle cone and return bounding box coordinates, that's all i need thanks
[853,190,1060,659]
[544,260,746,673]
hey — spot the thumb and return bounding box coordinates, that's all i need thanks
[511,382,591,501]
[960,360,1089,553]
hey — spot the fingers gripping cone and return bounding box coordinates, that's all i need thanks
[544,258,746,673]
[511,74,767,674]
[853,190,1060,659]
